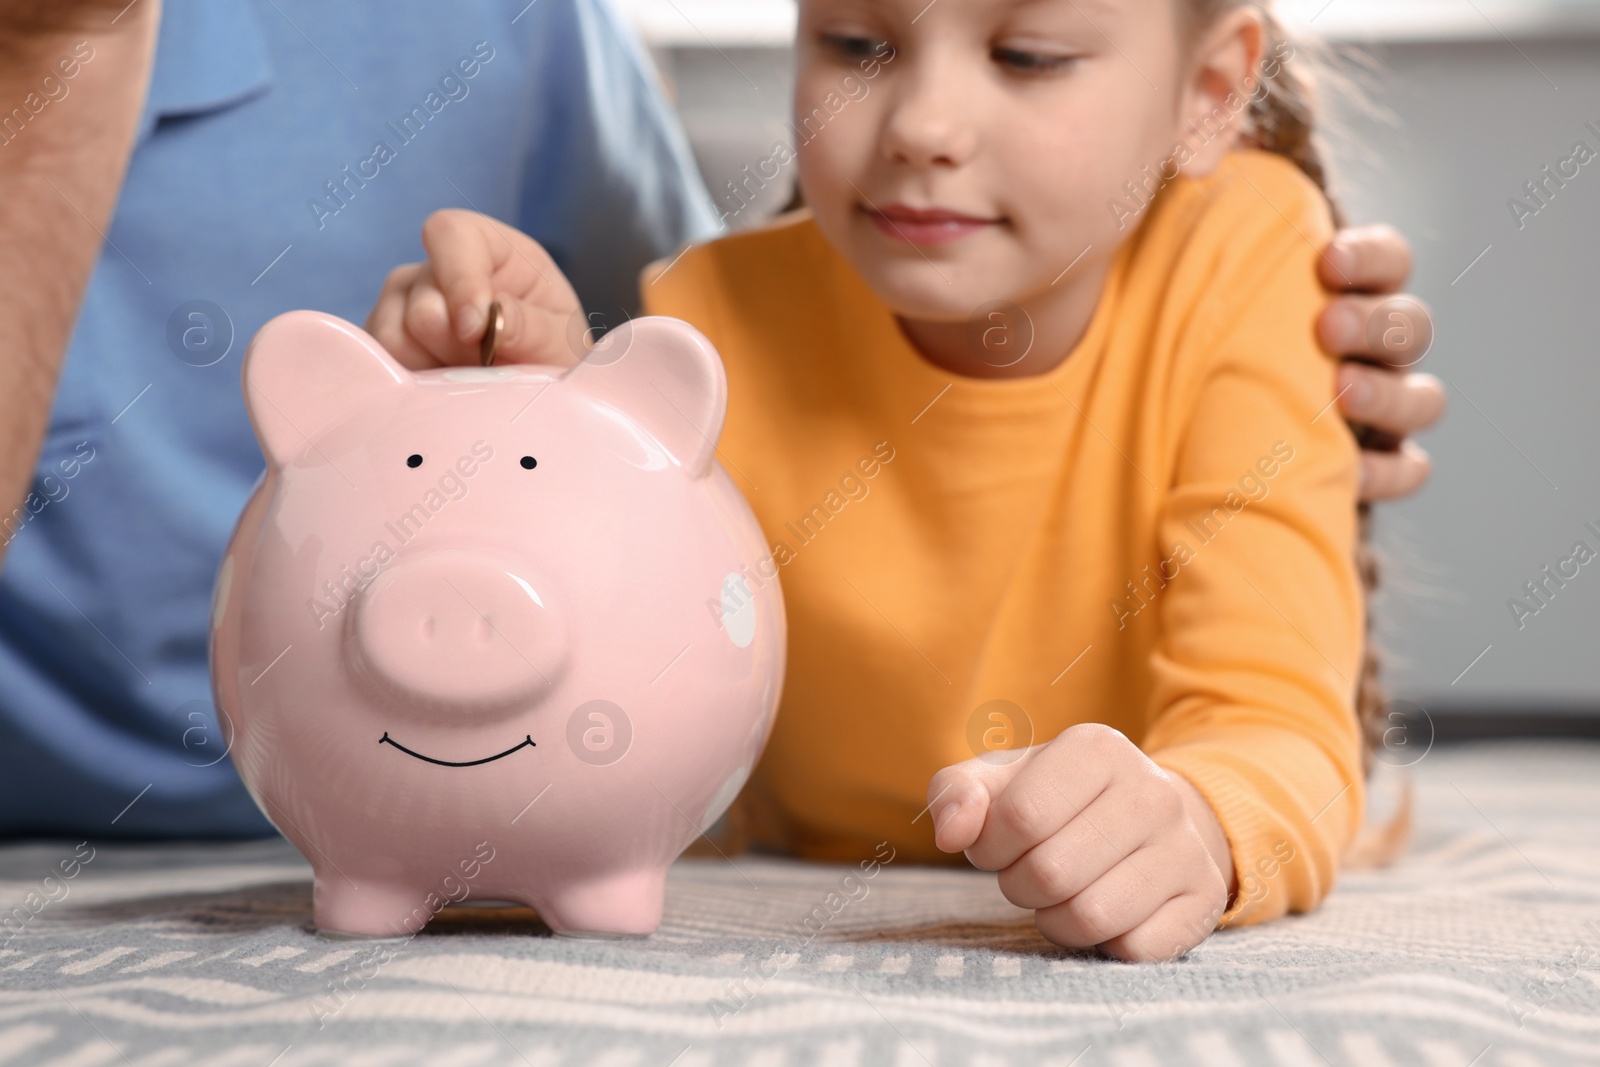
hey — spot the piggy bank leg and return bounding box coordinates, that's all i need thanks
[312,872,434,939]
[537,868,667,938]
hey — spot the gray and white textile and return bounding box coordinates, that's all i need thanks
[2,741,1597,1066]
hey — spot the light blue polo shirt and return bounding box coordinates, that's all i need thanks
[0,0,719,837]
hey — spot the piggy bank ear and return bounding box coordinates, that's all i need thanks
[565,316,728,479]
[243,311,408,465]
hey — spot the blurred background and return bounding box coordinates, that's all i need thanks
[614,0,1600,733]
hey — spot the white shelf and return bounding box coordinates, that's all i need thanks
[614,0,1600,49]
[611,0,797,48]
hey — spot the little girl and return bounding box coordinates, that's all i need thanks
[368,0,1373,961]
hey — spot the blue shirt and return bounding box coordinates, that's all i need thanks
[0,0,719,837]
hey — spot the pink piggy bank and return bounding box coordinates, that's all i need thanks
[210,311,784,938]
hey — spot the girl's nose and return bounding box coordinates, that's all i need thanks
[880,67,979,169]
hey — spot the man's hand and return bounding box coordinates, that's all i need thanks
[928,725,1232,962]
[365,209,587,370]
[1317,225,1447,502]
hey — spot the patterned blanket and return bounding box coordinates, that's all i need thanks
[2,741,1597,1066]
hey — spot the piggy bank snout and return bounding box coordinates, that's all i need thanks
[350,552,566,711]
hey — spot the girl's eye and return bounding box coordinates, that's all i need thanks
[520,456,537,470]
[820,31,886,60]
[406,454,423,468]
[992,47,1076,75]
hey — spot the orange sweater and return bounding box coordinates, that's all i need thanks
[643,151,1363,926]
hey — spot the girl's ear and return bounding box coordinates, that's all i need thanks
[1176,9,1266,179]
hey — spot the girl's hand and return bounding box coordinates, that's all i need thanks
[1316,224,1447,502]
[365,209,587,371]
[928,724,1231,962]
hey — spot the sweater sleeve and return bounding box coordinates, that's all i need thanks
[1141,176,1364,927]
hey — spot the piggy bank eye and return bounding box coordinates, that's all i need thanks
[406,454,423,468]
[520,456,537,470]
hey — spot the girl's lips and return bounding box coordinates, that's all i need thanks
[864,204,1000,246]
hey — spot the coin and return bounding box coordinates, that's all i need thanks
[479,300,504,367]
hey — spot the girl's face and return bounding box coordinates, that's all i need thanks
[794,0,1204,323]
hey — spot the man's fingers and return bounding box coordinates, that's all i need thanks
[1359,440,1434,502]
[1338,363,1446,435]
[1318,224,1413,294]
[1318,293,1435,369]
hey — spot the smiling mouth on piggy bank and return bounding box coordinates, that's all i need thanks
[378,732,537,767]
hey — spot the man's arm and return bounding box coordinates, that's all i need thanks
[0,0,160,569]
[512,0,721,326]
